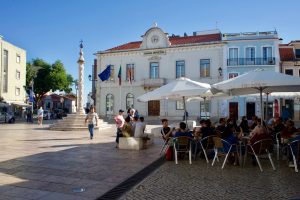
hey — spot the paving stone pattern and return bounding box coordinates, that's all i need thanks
[0,122,162,200]
[122,159,300,200]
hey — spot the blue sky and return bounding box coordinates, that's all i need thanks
[1,0,299,103]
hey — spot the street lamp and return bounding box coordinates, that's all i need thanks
[88,74,97,107]
[218,67,223,77]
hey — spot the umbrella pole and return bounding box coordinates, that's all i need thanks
[266,93,269,121]
[260,88,263,122]
[203,97,207,119]
[183,96,187,125]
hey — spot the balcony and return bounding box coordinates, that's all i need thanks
[143,78,166,89]
[227,57,276,66]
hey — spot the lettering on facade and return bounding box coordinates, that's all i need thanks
[143,50,166,56]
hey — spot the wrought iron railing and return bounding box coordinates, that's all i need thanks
[227,57,276,66]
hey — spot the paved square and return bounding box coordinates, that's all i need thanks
[0,122,161,200]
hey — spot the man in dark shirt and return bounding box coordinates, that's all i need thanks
[216,118,226,133]
[174,122,193,138]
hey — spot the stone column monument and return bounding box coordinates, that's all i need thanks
[77,41,85,114]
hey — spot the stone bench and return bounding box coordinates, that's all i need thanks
[119,134,154,150]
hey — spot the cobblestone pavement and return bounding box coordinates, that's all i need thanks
[0,122,162,200]
[122,158,300,200]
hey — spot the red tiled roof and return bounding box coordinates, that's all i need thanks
[279,47,295,61]
[106,33,221,51]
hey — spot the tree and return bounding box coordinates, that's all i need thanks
[26,58,74,107]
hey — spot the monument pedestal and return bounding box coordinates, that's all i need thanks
[49,114,110,131]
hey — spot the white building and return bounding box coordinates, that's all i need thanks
[95,25,224,118]
[0,35,27,116]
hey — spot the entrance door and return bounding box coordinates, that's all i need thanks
[229,102,238,120]
[148,100,160,116]
[246,102,255,120]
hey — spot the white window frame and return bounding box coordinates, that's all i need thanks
[228,47,239,66]
[150,62,159,79]
[16,70,20,80]
[15,87,20,96]
[176,100,184,110]
[16,54,21,63]
[261,45,274,64]
[175,60,185,78]
[200,59,211,78]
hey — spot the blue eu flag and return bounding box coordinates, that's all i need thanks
[98,65,111,81]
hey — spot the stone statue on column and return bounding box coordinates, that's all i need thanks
[77,41,85,114]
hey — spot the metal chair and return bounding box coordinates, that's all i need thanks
[211,136,238,169]
[199,135,217,164]
[173,136,193,164]
[159,138,170,155]
[244,139,276,172]
[288,139,300,173]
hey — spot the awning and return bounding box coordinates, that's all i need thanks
[6,101,31,107]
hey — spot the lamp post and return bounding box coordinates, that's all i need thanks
[218,67,223,77]
[88,74,97,107]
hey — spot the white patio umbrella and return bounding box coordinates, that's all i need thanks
[137,77,212,124]
[212,69,300,121]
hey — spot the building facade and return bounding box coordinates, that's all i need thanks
[0,35,27,116]
[221,31,280,120]
[279,41,300,120]
[95,26,224,118]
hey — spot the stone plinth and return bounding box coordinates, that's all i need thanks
[49,114,110,131]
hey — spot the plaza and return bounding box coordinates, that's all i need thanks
[0,121,300,200]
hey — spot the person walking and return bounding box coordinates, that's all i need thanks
[114,109,125,148]
[85,106,99,140]
[37,107,44,125]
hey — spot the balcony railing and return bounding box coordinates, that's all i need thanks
[227,57,276,66]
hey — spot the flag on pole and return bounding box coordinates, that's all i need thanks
[98,65,111,81]
[29,89,35,102]
[118,66,122,86]
[128,67,132,84]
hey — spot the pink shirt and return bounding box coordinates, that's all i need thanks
[114,114,125,128]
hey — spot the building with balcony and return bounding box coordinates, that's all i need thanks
[219,31,281,120]
[279,41,300,121]
[0,35,27,117]
[95,25,224,118]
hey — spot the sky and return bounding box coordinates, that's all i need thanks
[1,0,299,103]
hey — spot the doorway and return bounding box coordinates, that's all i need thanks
[148,100,160,116]
[229,102,238,120]
[246,102,255,120]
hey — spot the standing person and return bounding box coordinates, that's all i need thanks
[114,109,125,148]
[37,107,44,125]
[85,106,99,140]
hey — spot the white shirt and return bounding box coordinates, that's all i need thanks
[134,121,146,138]
[38,108,44,117]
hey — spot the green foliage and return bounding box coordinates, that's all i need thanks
[26,58,74,106]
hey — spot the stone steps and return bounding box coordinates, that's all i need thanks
[49,114,111,131]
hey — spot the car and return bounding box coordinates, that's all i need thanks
[43,110,51,120]
[0,112,15,123]
[53,109,67,119]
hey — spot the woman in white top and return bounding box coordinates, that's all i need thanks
[37,107,44,125]
[85,106,99,139]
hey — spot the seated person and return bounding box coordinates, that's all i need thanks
[174,122,193,138]
[161,119,174,141]
[248,125,272,165]
[249,115,258,131]
[216,118,226,133]
[201,119,215,139]
[134,117,147,138]
[221,124,239,165]
[250,118,266,137]
[122,116,132,137]
[269,117,285,140]
[239,116,249,134]
[281,120,297,140]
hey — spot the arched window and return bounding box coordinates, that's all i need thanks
[126,93,134,110]
[106,94,114,115]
